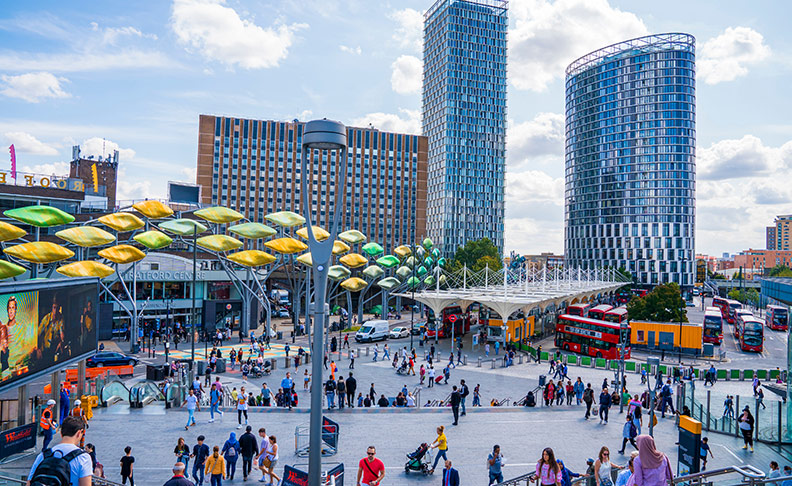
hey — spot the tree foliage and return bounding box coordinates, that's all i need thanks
[627,282,688,323]
[728,288,760,306]
[769,265,792,277]
[451,238,502,272]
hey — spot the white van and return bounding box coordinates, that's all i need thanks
[355,320,390,342]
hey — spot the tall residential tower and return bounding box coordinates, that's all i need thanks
[422,0,508,255]
[564,34,696,287]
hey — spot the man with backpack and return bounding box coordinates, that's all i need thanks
[459,380,470,416]
[27,416,93,486]
[582,384,594,420]
[660,379,675,418]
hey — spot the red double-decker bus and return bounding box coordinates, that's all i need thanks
[766,305,789,331]
[566,303,591,318]
[555,314,630,359]
[712,296,729,316]
[588,304,614,321]
[702,307,723,344]
[736,315,763,352]
[603,307,628,324]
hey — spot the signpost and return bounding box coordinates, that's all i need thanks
[678,415,702,477]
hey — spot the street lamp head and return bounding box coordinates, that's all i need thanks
[302,119,347,150]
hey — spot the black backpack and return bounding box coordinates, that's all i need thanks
[30,448,84,486]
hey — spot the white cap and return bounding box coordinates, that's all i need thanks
[46,399,56,406]
[74,399,81,406]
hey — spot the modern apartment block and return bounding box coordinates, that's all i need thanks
[564,33,697,287]
[422,0,508,255]
[195,115,427,250]
[767,226,777,250]
[772,215,792,250]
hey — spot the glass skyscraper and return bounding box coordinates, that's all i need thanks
[564,33,696,287]
[423,0,508,255]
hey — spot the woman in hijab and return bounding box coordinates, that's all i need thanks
[632,435,672,486]
[221,432,241,480]
[738,406,755,452]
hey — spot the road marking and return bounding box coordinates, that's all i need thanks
[717,444,744,463]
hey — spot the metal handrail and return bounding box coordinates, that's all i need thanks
[669,465,766,486]
[0,473,25,485]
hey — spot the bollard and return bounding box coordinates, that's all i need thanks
[424,350,428,361]
[271,358,277,371]
[463,355,467,366]
[366,346,370,356]
[478,357,482,368]
[491,358,496,369]
[284,356,290,368]
[518,355,523,365]
[590,359,595,368]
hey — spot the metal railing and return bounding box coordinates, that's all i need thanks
[0,473,123,486]
[669,465,767,486]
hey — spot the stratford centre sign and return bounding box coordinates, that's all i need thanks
[135,271,207,281]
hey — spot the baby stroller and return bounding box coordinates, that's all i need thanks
[404,443,431,475]
[396,361,409,375]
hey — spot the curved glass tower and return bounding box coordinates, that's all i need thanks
[564,33,696,287]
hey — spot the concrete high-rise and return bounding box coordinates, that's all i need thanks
[772,215,792,250]
[564,34,697,287]
[422,0,508,255]
[195,115,427,250]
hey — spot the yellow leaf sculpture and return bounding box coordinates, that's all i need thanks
[194,206,244,224]
[339,253,367,268]
[265,211,305,227]
[394,245,412,259]
[57,261,115,278]
[228,223,276,239]
[98,245,146,264]
[0,221,26,242]
[98,212,145,232]
[338,230,366,245]
[4,242,74,263]
[4,205,74,227]
[56,227,116,248]
[133,231,173,250]
[296,226,330,242]
[332,240,350,255]
[0,260,26,280]
[328,265,351,281]
[227,250,276,267]
[296,253,313,266]
[196,235,243,252]
[264,237,308,254]
[340,277,368,292]
[132,200,174,219]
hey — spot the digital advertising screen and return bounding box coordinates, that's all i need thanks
[0,279,98,394]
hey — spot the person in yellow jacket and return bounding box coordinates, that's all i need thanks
[205,445,226,486]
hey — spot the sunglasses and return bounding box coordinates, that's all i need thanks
[367,452,376,456]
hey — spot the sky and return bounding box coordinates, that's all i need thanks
[0,0,791,258]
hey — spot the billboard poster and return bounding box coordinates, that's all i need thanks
[0,423,36,460]
[281,465,308,486]
[0,280,98,393]
[322,416,339,449]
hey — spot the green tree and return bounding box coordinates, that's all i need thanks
[769,265,792,277]
[451,238,502,271]
[727,288,740,300]
[626,282,688,323]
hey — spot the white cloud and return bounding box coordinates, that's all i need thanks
[507,113,564,164]
[698,27,770,85]
[339,45,362,55]
[180,167,197,183]
[90,22,158,45]
[697,135,790,180]
[0,72,69,102]
[389,8,423,52]
[504,169,565,254]
[350,109,420,135]
[390,55,422,95]
[19,161,70,176]
[510,0,647,91]
[170,0,307,69]
[116,168,159,203]
[0,51,174,73]
[80,137,136,161]
[4,131,59,155]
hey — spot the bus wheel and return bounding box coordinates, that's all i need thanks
[596,352,603,359]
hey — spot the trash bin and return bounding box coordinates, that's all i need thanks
[538,374,546,387]
[702,343,714,357]
[146,365,164,381]
[197,360,207,376]
[277,331,283,340]
[215,359,226,373]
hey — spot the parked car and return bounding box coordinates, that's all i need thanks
[389,327,409,339]
[86,352,138,368]
[410,323,425,335]
[277,309,290,318]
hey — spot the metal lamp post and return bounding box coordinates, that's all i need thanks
[301,119,348,486]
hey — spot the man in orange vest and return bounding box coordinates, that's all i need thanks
[71,399,87,448]
[40,399,57,450]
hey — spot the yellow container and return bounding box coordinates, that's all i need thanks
[630,320,702,351]
[488,316,534,342]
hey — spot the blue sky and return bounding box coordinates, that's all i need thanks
[0,0,790,257]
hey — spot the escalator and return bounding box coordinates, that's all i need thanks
[99,380,131,407]
[129,380,166,408]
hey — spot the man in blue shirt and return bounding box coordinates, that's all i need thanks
[488,445,504,486]
[191,435,210,486]
[209,384,222,423]
[280,372,294,409]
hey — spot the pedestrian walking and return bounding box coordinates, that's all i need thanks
[659,380,675,417]
[164,462,193,486]
[599,387,612,423]
[238,425,258,481]
[574,378,585,405]
[473,384,481,407]
[357,446,385,486]
[420,364,426,384]
[544,380,555,407]
[263,436,281,486]
[757,388,766,409]
[450,386,461,425]
[346,372,357,408]
[618,414,638,454]
[325,377,337,409]
[221,433,240,480]
[209,383,222,423]
[350,351,355,369]
[383,343,390,360]
[190,435,210,486]
[485,343,490,357]
[27,417,92,486]
[443,365,451,384]
[39,399,57,450]
[373,344,379,362]
[204,446,225,486]
[723,395,734,419]
[488,445,505,485]
[443,460,460,486]
[534,447,562,486]
[700,437,712,470]
[280,373,294,410]
[566,381,574,405]
[429,426,449,474]
[633,435,673,486]
[120,446,135,486]
[369,383,377,403]
[236,386,249,429]
[428,366,435,388]
[460,380,469,415]
[594,446,623,486]
[738,406,755,452]
[182,389,199,430]
[175,438,191,471]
